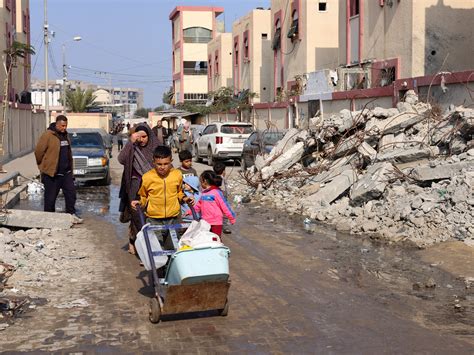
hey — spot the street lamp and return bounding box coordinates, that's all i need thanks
[61,36,81,113]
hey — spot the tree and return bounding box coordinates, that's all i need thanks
[65,88,98,112]
[162,87,173,105]
[154,105,166,112]
[135,107,151,117]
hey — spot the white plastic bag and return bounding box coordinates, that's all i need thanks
[179,219,223,249]
[135,224,168,270]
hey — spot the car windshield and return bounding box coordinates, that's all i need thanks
[263,132,285,145]
[221,125,253,134]
[69,133,104,148]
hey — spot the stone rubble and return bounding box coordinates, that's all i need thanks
[0,226,96,330]
[237,91,474,247]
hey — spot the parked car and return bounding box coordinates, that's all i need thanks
[68,129,111,185]
[241,130,286,169]
[194,122,254,165]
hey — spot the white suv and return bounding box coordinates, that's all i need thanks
[194,122,254,165]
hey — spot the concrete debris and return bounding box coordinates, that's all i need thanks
[239,94,474,247]
[0,210,75,230]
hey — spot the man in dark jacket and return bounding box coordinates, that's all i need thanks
[34,115,77,214]
[152,119,170,146]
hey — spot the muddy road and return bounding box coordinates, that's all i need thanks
[1,153,473,353]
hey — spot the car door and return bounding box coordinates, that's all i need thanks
[198,125,213,154]
[243,132,258,166]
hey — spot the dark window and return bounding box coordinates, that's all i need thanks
[69,133,104,148]
[234,42,239,65]
[350,0,360,17]
[262,33,268,39]
[243,37,249,59]
[272,25,281,50]
[220,125,253,134]
[263,131,285,145]
[287,11,299,39]
[183,61,208,75]
[318,2,327,11]
[183,27,212,43]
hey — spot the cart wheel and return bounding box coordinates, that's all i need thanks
[149,297,161,323]
[219,299,229,317]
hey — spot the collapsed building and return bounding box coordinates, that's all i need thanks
[237,91,474,247]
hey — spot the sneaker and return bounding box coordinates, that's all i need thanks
[72,214,84,224]
[223,228,232,234]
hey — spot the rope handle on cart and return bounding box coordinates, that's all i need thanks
[136,203,199,227]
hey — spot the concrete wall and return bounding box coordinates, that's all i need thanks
[182,11,213,30]
[338,0,474,78]
[50,112,112,132]
[0,106,44,163]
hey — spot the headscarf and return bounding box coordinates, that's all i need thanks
[118,123,159,197]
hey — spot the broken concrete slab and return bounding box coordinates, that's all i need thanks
[261,141,305,180]
[357,142,377,162]
[376,146,439,163]
[267,128,306,160]
[0,210,75,229]
[407,161,473,182]
[377,112,427,135]
[350,162,395,205]
[332,135,360,158]
[304,169,357,207]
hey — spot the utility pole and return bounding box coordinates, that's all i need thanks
[43,0,49,127]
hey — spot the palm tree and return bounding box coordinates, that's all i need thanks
[65,88,98,112]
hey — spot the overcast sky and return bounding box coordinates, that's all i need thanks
[30,0,271,108]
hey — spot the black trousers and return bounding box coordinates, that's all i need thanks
[42,172,77,214]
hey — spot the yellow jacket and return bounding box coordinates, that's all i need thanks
[139,168,185,219]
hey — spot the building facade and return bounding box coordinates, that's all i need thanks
[231,8,272,103]
[169,6,224,104]
[1,0,31,102]
[270,0,339,101]
[207,33,233,93]
[337,0,474,90]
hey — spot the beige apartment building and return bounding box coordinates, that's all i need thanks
[270,0,339,101]
[169,6,224,104]
[232,8,272,103]
[338,0,474,89]
[207,33,232,93]
[1,0,31,102]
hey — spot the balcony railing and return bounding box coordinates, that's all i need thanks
[183,36,212,44]
[183,68,208,75]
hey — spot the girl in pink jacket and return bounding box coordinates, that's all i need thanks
[191,170,236,237]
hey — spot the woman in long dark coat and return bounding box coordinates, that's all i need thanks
[118,124,159,254]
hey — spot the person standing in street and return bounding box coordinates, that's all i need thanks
[152,119,170,146]
[34,115,77,215]
[118,124,159,254]
[178,120,193,153]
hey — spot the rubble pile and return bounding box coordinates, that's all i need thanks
[237,91,474,247]
[0,226,94,330]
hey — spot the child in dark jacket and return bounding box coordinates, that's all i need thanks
[187,170,235,237]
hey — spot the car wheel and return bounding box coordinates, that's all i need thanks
[193,145,202,163]
[207,147,214,166]
[99,171,111,186]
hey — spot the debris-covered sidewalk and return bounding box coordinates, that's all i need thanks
[237,91,474,247]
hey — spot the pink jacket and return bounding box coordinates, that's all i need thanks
[190,186,236,226]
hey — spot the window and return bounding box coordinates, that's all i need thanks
[318,2,327,11]
[243,35,249,59]
[262,33,268,39]
[234,42,239,65]
[350,0,360,17]
[215,53,219,75]
[183,27,212,43]
[183,61,207,75]
[208,58,212,78]
[272,20,281,50]
[220,125,253,134]
[184,93,208,103]
[287,11,299,39]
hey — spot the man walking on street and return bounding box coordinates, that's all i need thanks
[152,119,170,146]
[35,115,77,215]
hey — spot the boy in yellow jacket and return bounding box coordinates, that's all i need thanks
[131,146,194,248]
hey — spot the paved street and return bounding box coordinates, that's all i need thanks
[1,150,472,354]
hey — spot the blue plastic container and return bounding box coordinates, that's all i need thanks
[165,246,230,285]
